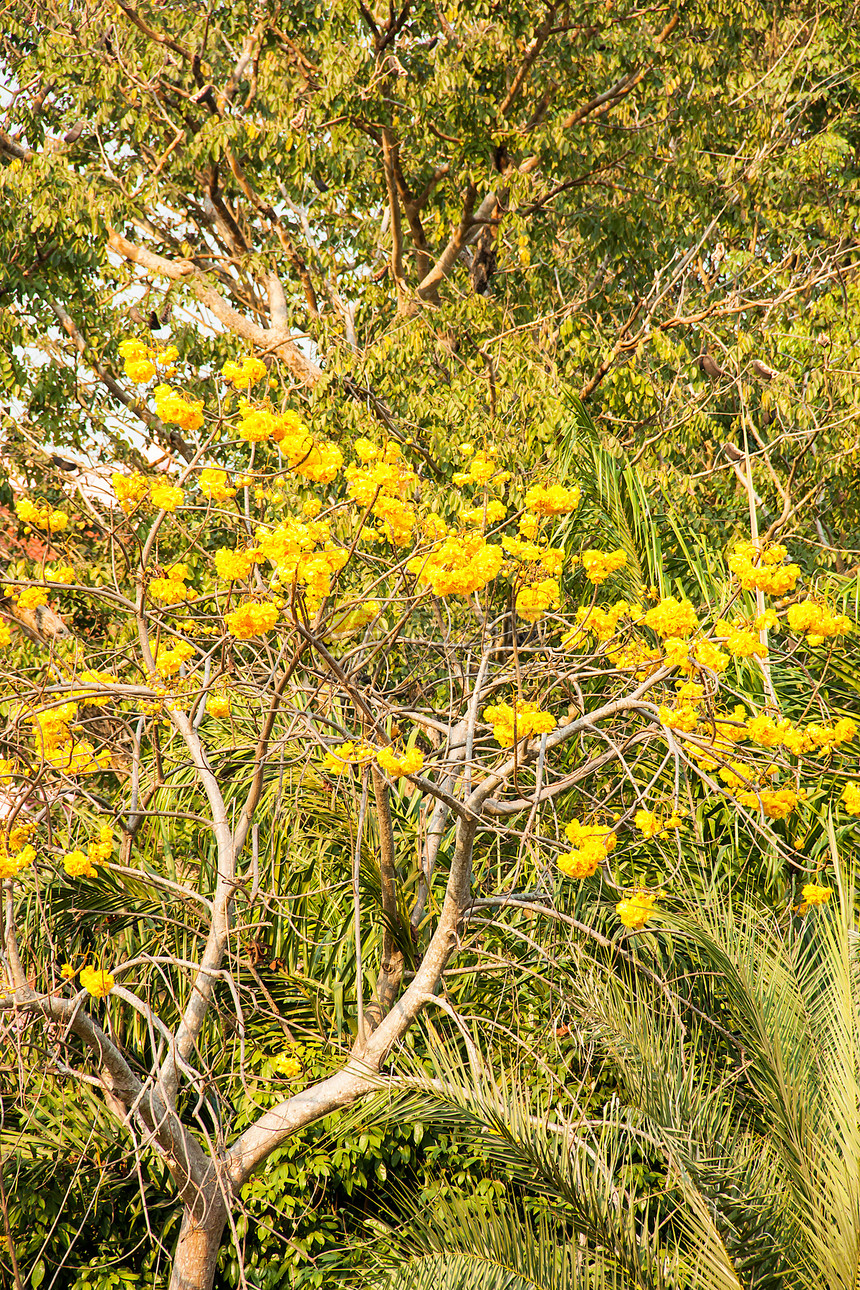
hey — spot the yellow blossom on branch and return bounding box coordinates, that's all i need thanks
[376,746,424,776]
[112,472,149,513]
[842,782,860,815]
[728,541,800,595]
[199,468,236,502]
[226,601,279,639]
[581,548,627,586]
[79,965,115,997]
[617,891,658,929]
[642,596,699,639]
[150,481,184,513]
[786,600,851,646]
[801,882,832,908]
[222,355,267,387]
[524,483,581,515]
[483,700,556,747]
[515,578,560,623]
[153,384,204,431]
[15,498,69,531]
[557,817,616,878]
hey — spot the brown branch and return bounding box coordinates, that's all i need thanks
[107,229,323,386]
[114,1,194,60]
[417,182,480,302]
[499,2,562,118]
[366,766,404,1028]
[382,128,409,304]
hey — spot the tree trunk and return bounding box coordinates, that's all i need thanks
[168,1194,229,1290]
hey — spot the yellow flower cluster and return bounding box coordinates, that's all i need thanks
[207,693,232,719]
[523,483,581,515]
[150,481,184,513]
[786,600,851,646]
[574,600,634,644]
[215,547,257,581]
[30,702,110,773]
[199,468,236,502]
[502,536,564,575]
[376,746,424,776]
[154,384,204,431]
[642,597,699,639]
[112,472,149,513]
[581,548,627,586]
[226,600,279,639]
[801,882,832,908]
[79,965,115,997]
[736,787,799,819]
[149,566,191,604]
[321,741,375,772]
[17,586,49,610]
[119,339,178,384]
[616,891,658,929]
[634,808,683,838]
[516,578,560,623]
[462,500,507,527]
[154,640,196,676]
[408,533,504,597]
[72,670,116,706]
[659,681,707,733]
[15,498,69,531]
[256,518,348,604]
[453,450,505,487]
[346,443,419,545]
[50,565,75,583]
[842,782,860,815]
[714,617,767,659]
[235,403,344,485]
[557,817,617,878]
[483,700,556,747]
[0,824,36,880]
[728,542,800,595]
[222,355,267,387]
[63,825,112,879]
[742,713,855,756]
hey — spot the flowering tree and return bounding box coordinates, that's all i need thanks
[1,335,858,1289]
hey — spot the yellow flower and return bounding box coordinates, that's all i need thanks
[15,499,69,531]
[642,597,699,639]
[215,547,257,581]
[558,818,616,878]
[150,481,184,513]
[483,700,556,747]
[280,1056,302,1080]
[222,355,268,387]
[149,574,190,604]
[376,746,424,777]
[787,600,851,645]
[524,483,581,515]
[153,384,204,431]
[18,586,49,610]
[728,542,800,595]
[112,472,149,513]
[154,640,196,676]
[408,534,503,597]
[714,618,767,659]
[64,849,96,878]
[207,693,232,719]
[226,601,279,639]
[736,788,798,819]
[199,468,236,502]
[321,741,375,772]
[51,565,76,584]
[79,965,115,998]
[581,548,627,586]
[634,808,683,838]
[801,882,832,907]
[515,578,560,623]
[842,782,860,815]
[616,891,658,929]
[353,437,378,463]
[60,962,75,980]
